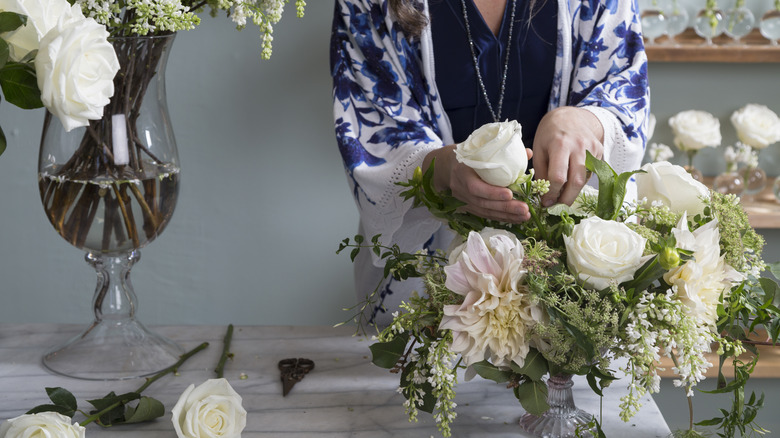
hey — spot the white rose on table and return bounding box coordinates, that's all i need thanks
[730,103,780,150]
[171,378,247,438]
[455,120,528,187]
[563,216,649,291]
[668,110,721,151]
[35,16,119,132]
[635,161,710,216]
[0,412,85,438]
[0,0,85,61]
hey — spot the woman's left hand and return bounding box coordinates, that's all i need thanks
[531,106,604,207]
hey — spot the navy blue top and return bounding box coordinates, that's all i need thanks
[430,0,558,145]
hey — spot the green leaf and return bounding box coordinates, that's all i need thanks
[585,151,642,221]
[87,391,140,426]
[368,332,409,369]
[510,349,547,381]
[25,404,76,417]
[0,39,9,69]
[514,380,549,416]
[472,360,513,383]
[0,12,26,34]
[695,417,724,427]
[0,62,43,109]
[0,120,7,158]
[122,397,165,424]
[46,387,78,411]
[400,361,437,413]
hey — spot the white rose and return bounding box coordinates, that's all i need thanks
[35,16,119,131]
[0,412,85,438]
[563,216,649,291]
[0,0,84,61]
[171,378,247,438]
[730,103,780,150]
[668,110,721,151]
[455,120,528,187]
[635,161,710,216]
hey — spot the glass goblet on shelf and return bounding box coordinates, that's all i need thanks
[694,8,726,44]
[759,9,780,45]
[641,8,668,44]
[724,5,755,45]
[664,3,690,45]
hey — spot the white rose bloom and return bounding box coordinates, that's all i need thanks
[664,214,744,327]
[455,120,528,187]
[635,161,710,216]
[669,110,721,151]
[0,412,85,438]
[730,103,780,150]
[0,0,84,61]
[35,16,119,131]
[563,216,649,291]
[439,228,545,372]
[172,378,248,438]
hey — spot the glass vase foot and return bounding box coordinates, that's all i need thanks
[519,374,594,438]
[42,320,183,380]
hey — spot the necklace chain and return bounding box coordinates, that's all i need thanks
[460,0,517,123]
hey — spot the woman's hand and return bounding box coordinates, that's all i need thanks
[532,106,604,207]
[422,145,531,223]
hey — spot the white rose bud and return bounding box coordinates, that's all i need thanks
[668,110,721,151]
[636,161,710,216]
[171,378,247,438]
[0,0,84,61]
[35,16,119,132]
[455,120,528,187]
[0,412,85,438]
[563,216,648,291]
[730,103,780,150]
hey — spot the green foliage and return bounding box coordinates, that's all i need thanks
[369,332,410,369]
[585,151,642,221]
[513,380,549,416]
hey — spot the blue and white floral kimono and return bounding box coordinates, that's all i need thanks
[331,0,650,326]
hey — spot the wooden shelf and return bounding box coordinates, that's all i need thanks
[702,177,780,229]
[656,329,780,378]
[646,28,780,63]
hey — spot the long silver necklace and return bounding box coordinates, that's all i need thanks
[460,0,518,123]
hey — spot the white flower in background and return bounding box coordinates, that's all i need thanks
[455,120,528,187]
[0,412,85,438]
[563,216,649,291]
[648,143,674,163]
[35,16,120,131]
[0,0,84,61]
[636,161,710,217]
[171,378,247,438]
[664,214,744,327]
[730,103,780,150]
[669,110,721,151]
[439,228,545,372]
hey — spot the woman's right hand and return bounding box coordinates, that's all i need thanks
[422,146,531,223]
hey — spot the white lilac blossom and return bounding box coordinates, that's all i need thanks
[648,142,674,163]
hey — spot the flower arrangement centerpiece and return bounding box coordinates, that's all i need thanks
[339,120,780,438]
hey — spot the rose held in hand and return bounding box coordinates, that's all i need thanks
[563,216,648,291]
[172,378,247,438]
[0,412,85,438]
[455,120,528,187]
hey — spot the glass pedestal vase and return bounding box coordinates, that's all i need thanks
[38,34,182,380]
[519,374,594,438]
[741,165,767,197]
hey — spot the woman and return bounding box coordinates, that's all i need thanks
[331,0,649,327]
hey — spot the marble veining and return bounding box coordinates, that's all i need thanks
[0,324,672,437]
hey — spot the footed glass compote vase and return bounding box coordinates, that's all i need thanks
[520,374,594,438]
[38,34,182,380]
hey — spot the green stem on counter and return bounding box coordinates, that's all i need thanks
[215,324,235,378]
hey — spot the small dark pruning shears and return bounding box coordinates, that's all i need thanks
[278,358,315,396]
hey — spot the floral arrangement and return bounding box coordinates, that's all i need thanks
[0,326,246,438]
[0,0,305,155]
[339,120,780,438]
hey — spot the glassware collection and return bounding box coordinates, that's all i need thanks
[641,0,780,45]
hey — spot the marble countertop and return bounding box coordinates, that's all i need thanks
[0,324,672,437]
